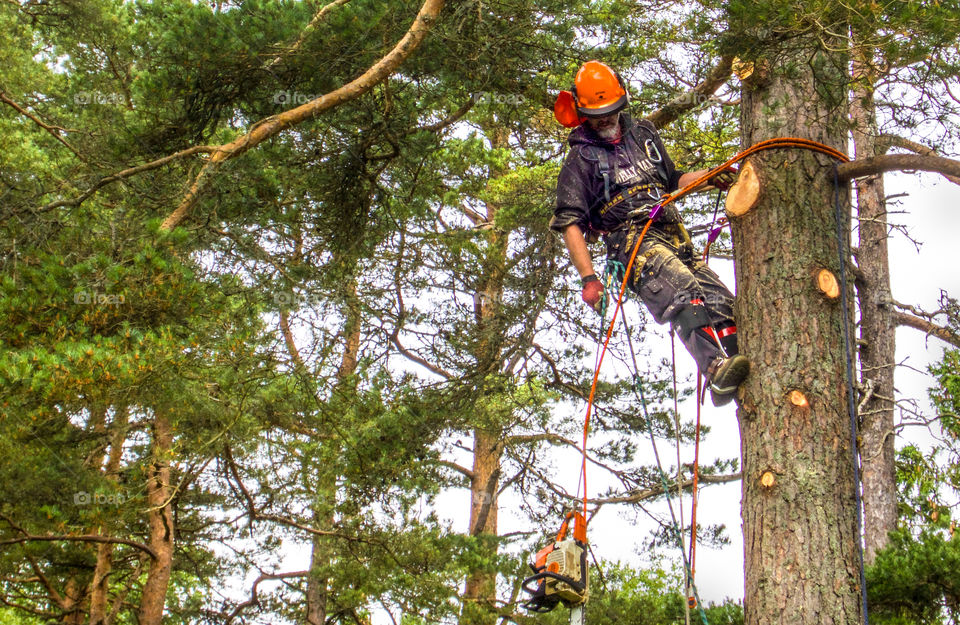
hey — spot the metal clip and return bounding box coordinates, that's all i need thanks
[644,139,663,163]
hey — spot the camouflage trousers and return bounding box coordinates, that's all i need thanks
[604,222,738,375]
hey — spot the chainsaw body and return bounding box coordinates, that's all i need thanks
[521,513,589,612]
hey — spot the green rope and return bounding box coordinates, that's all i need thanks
[599,259,626,342]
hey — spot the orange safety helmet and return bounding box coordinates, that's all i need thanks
[572,61,628,118]
[554,61,629,128]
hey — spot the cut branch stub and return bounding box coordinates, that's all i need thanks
[816,268,840,299]
[725,160,761,217]
[760,472,776,488]
[788,390,809,408]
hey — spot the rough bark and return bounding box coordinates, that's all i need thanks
[850,52,898,565]
[89,407,131,625]
[733,42,863,625]
[137,412,175,625]
[61,577,85,625]
[462,429,503,625]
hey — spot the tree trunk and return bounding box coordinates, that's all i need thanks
[462,429,502,625]
[305,477,336,625]
[461,125,508,625]
[89,407,131,625]
[851,51,898,565]
[61,577,85,625]
[137,411,175,625]
[306,275,361,625]
[733,42,863,625]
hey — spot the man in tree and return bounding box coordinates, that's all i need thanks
[551,60,750,406]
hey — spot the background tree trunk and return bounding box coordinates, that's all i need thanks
[851,51,898,565]
[461,125,509,625]
[306,277,361,625]
[462,429,502,625]
[89,407,131,625]
[137,412,175,625]
[733,43,863,625]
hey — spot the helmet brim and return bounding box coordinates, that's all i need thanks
[577,95,628,118]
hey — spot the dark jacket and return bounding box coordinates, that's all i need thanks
[551,115,683,236]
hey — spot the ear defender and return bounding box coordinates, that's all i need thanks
[554,89,586,128]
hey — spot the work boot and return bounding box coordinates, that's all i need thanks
[706,355,751,406]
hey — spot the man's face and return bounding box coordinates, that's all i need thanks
[586,111,620,140]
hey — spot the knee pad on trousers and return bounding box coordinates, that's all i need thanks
[674,303,711,341]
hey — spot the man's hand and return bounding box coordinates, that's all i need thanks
[709,164,739,191]
[581,275,605,312]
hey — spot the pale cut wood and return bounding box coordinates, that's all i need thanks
[725,160,760,217]
[789,390,809,407]
[816,268,840,299]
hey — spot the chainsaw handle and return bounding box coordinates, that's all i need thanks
[521,570,587,595]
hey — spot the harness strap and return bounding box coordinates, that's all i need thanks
[596,149,611,202]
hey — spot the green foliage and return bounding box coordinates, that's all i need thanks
[867,530,960,625]
[533,561,743,625]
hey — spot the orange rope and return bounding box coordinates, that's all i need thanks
[576,136,849,529]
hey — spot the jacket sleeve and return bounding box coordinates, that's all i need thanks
[550,150,592,233]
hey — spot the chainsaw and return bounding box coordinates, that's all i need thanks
[521,511,589,614]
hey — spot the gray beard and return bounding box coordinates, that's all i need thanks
[596,124,620,141]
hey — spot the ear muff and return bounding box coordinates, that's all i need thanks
[554,90,586,128]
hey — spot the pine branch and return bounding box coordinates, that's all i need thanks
[879,134,960,185]
[265,0,353,68]
[224,570,309,625]
[34,145,216,213]
[0,90,85,162]
[433,459,474,480]
[161,0,446,231]
[0,534,158,561]
[893,311,960,349]
[836,153,960,182]
[588,472,742,505]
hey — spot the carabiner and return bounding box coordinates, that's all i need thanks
[644,139,663,163]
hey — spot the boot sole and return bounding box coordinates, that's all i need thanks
[709,355,751,405]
